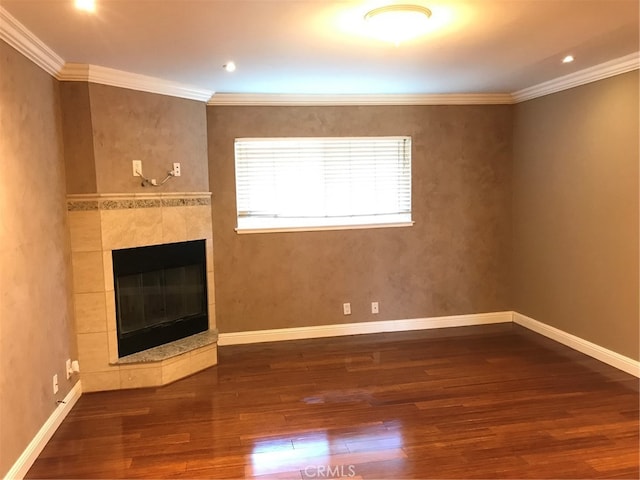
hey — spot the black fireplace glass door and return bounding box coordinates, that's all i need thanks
[113,240,208,357]
[116,265,204,334]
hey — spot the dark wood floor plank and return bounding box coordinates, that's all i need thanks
[26,324,639,479]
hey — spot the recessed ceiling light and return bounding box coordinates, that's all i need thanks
[223,61,236,73]
[364,4,432,45]
[562,55,574,64]
[74,0,95,12]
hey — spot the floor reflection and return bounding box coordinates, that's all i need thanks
[248,422,404,477]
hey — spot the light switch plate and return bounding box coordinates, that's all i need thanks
[132,160,142,176]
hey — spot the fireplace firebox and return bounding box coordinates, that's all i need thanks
[112,240,208,357]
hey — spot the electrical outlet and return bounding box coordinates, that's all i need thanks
[65,359,72,379]
[371,302,379,314]
[343,303,351,315]
[132,160,142,176]
[52,374,59,395]
[173,162,181,177]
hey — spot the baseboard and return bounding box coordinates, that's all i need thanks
[217,311,512,346]
[513,312,640,378]
[219,311,639,378]
[4,381,82,480]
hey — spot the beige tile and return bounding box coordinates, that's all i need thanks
[133,208,163,247]
[208,305,217,330]
[161,206,188,243]
[81,370,121,392]
[107,328,119,363]
[105,290,116,332]
[206,271,216,305]
[119,366,162,389]
[68,210,102,252]
[71,251,105,294]
[207,259,216,283]
[161,354,192,385]
[102,251,114,292]
[74,292,107,333]
[191,345,218,372]
[101,208,163,250]
[185,205,212,240]
[118,362,148,371]
[205,238,214,273]
[101,209,136,250]
[77,332,111,373]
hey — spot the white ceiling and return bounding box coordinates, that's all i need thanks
[2,0,639,95]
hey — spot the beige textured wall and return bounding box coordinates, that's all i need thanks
[513,71,639,360]
[59,82,97,193]
[0,41,77,476]
[88,84,209,193]
[208,105,513,333]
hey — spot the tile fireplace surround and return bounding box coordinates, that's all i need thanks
[67,192,217,392]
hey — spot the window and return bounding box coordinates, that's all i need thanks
[234,136,412,233]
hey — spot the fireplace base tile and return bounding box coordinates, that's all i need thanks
[82,371,121,392]
[81,334,218,392]
[161,353,193,385]
[191,344,218,372]
[120,366,163,389]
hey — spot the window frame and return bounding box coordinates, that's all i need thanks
[234,136,414,234]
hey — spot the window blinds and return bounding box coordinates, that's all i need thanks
[234,136,412,232]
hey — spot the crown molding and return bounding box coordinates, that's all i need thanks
[207,93,515,106]
[512,52,640,103]
[2,4,637,106]
[0,5,65,77]
[58,63,214,102]
[0,5,213,102]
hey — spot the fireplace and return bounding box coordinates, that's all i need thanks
[67,192,217,392]
[113,240,209,357]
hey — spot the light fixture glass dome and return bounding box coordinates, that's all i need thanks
[364,4,432,45]
[75,0,95,12]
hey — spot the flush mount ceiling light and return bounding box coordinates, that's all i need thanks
[562,55,575,64]
[364,4,432,45]
[223,61,236,72]
[74,0,95,12]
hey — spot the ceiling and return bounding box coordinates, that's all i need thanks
[2,0,639,95]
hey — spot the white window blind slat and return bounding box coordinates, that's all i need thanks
[234,136,412,232]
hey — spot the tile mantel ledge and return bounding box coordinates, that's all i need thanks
[67,192,212,200]
[66,192,212,211]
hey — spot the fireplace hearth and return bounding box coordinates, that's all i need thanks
[113,240,208,357]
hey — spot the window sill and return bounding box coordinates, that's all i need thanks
[235,221,415,234]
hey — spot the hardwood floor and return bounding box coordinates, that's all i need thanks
[27,324,639,479]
